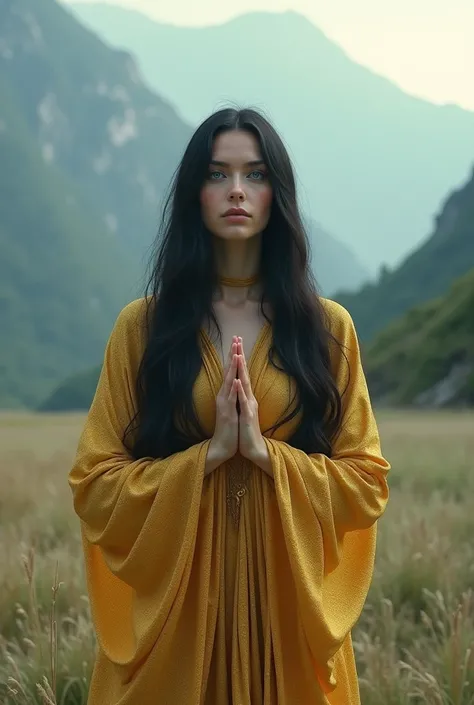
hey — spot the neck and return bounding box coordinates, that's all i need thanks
[213,236,262,301]
[213,235,261,281]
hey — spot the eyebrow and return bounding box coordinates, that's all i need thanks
[209,160,266,167]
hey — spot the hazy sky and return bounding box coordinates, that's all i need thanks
[67,0,473,111]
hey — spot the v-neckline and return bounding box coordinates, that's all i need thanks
[200,321,270,376]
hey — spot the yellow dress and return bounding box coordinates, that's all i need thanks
[69,296,390,705]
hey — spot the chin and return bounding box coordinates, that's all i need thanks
[227,223,253,233]
[223,231,257,241]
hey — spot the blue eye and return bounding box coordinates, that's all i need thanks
[249,170,266,180]
[209,171,225,180]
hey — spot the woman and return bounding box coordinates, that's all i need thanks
[69,108,390,705]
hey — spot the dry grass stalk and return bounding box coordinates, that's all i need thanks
[1,410,474,704]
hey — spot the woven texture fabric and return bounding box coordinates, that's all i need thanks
[69,296,390,705]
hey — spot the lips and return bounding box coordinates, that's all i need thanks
[223,208,250,217]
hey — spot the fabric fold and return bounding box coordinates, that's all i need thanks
[69,300,214,690]
[260,304,390,697]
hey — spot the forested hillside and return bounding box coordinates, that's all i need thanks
[336,167,474,342]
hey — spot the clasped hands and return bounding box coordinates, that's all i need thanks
[210,335,271,474]
[233,336,266,462]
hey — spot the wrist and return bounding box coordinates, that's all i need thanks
[204,439,229,477]
[250,438,273,478]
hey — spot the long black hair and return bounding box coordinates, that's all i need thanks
[123,107,344,459]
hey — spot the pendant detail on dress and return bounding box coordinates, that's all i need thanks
[226,485,246,525]
[226,457,251,525]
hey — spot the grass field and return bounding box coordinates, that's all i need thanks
[1,410,473,704]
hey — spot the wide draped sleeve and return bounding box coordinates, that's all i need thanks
[68,298,211,670]
[261,300,390,695]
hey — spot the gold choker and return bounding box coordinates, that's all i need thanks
[219,274,260,288]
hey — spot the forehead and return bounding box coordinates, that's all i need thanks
[211,129,262,162]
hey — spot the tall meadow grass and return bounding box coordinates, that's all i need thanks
[1,410,473,704]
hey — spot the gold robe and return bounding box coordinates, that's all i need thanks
[69,296,390,705]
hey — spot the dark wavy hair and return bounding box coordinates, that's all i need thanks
[123,107,344,459]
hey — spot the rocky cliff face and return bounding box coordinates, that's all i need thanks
[336,164,474,342]
[363,167,474,408]
[0,0,191,256]
[0,0,192,408]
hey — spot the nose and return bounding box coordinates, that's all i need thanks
[227,176,245,202]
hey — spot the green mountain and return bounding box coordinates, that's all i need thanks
[0,0,190,408]
[68,3,474,271]
[0,71,130,408]
[39,362,103,412]
[2,0,191,260]
[336,166,474,342]
[39,361,102,412]
[364,267,474,407]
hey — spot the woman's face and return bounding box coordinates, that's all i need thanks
[200,129,273,241]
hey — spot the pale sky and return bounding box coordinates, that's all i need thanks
[67,0,473,111]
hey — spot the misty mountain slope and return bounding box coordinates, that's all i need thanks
[2,0,192,259]
[0,0,192,407]
[336,165,474,341]
[306,219,368,294]
[0,69,133,408]
[69,3,474,271]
